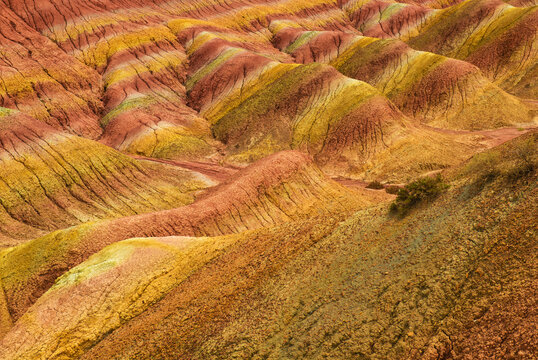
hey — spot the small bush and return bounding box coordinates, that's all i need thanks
[366,180,384,189]
[390,174,449,215]
[385,185,400,194]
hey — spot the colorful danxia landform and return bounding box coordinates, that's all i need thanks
[0,0,536,358]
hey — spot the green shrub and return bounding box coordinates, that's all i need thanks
[385,185,400,195]
[390,174,449,215]
[366,180,384,189]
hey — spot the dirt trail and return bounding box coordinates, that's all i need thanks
[130,124,537,190]
[423,124,537,147]
[129,155,241,182]
[332,177,399,202]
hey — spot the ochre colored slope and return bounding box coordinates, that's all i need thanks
[340,0,537,98]
[0,0,356,161]
[208,63,405,166]
[0,108,211,247]
[167,24,519,180]
[93,26,224,160]
[178,28,412,174]
[0,8,102,138]
[0,234,243,359]
[340,0,435,39]
[1,132,533,360]
[1,0,534,166]
[333,36,534,129]
[0,150,370,328]
[405,0,538,97]
[274,24,534,129]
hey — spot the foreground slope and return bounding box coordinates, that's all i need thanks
[78,133,538,359]
[2,131,535,360]
[0,150,372,334]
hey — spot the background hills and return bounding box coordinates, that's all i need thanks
[0,0,536,358]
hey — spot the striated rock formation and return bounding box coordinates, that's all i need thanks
[273,21,533,130]
[0,150,370,327]
[0,8,102,138]
[1,132,536,359]
[341,0,538,98]
[0,0,536,358]
[406,0,538,97]
[0,108,212,247]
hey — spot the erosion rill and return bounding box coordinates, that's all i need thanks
[0,0,536,358]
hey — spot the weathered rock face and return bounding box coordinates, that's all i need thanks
[273,25,532,130]
[0,7,103,138]
[0,150,367,328]
[404,0,538,96]
[0,0,536,358]
[342,0,538,98]
[1,132,536,360]
[0,108,213,247]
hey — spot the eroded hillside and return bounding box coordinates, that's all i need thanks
[0,0,536,358]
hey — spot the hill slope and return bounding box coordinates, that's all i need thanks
[0,108,211,247]
[0,0,536,358]
[1,131,535,360]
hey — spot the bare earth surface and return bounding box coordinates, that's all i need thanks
[0,0,536,358]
